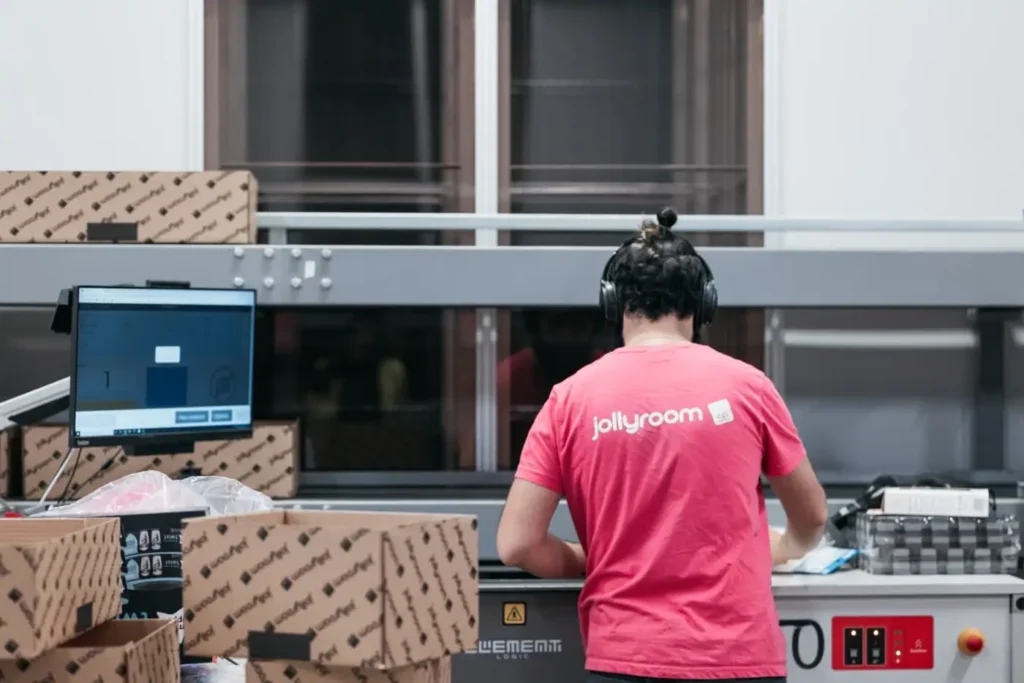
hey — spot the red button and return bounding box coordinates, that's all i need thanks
[958,629,985,656]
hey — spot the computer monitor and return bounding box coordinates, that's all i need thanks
[69,286,257,451]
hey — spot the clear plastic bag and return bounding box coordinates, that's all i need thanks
[177,476,274,517]
[182,660,245,683]
[36,471,273,518]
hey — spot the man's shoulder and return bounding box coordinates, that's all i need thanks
[696,344,766,378]
[554,345,768,394]
[553,350,613,387]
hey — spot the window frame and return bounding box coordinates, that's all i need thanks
[203,0,479,481]
[204,0,477,214]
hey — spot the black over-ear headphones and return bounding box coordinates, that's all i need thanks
[598,232,719,329]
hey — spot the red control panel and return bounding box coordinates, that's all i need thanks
[832,616,934,670]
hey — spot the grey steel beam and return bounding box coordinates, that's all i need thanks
[4,244,1024,308]
[258,211,1024,233]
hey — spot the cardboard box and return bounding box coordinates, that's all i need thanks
[21,422,299,500]
[247,657,451,683]
[182,511,479,668]
[0,429,10,497]
[0,171,257,244]
[0,517,122,659]
[0,619,180,683]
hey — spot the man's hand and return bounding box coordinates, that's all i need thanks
[770,527,802,566]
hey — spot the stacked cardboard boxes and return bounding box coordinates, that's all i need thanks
[182,510,480,682]
[0,171,257,244]
[0,517,180,681]
[20,422,300,500]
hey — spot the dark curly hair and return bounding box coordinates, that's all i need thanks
[607,207,710,321]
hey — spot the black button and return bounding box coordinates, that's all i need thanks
[844,628,864,666]
[867,628,886,666]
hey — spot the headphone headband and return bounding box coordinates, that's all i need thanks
[598,234,718,329]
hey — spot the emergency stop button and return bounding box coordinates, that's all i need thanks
[957,629,984,656]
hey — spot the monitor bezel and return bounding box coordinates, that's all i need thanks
[68,285,257,451]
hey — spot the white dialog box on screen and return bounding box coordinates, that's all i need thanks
[154,346,181,364]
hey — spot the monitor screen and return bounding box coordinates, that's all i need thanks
[69,286,256,449]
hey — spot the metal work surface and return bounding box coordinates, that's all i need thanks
[456,574,1024,683]
[4,244,1024,307]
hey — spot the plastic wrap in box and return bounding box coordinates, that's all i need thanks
[856,513,1021,575]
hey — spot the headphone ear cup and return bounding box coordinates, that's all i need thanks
[700,280,718,327]
[599,280,620,324]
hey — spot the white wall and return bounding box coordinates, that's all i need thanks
[0,0,203,171]
[765,0,1024,248]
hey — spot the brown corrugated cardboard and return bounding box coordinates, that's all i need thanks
[247,656,451,683]
[0,429,10,497]
[0,517,122,660]
[21,422,299,500]
[0,171,257,243]
[0,619,180,683]
[181,511,479,668]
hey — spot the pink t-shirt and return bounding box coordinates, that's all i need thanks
[515,343,807,680]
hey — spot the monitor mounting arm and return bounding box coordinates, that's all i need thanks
[0,377,74,514]
[0,377,71,430]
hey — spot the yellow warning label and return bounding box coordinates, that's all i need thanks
[502,602,527,626]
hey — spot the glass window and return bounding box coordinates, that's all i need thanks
[206,0,475,217]
[494,307,1016,482]
[5,304,1012,482]
[0,307,474,473]
[496,307,763,469]
[780,309,979,480]
[504,0,758,217]
[258,308,473,472]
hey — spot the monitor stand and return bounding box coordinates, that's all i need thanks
[124,442,195,457]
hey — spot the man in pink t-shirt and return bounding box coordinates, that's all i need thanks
[496,209,829,682]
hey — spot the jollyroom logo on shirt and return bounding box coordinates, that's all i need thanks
[591,399,734,440]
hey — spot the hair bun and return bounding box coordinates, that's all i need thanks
[657,207,678,230]
[638,208,678,243]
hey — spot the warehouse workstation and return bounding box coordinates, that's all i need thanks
[1,209,1024,682]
